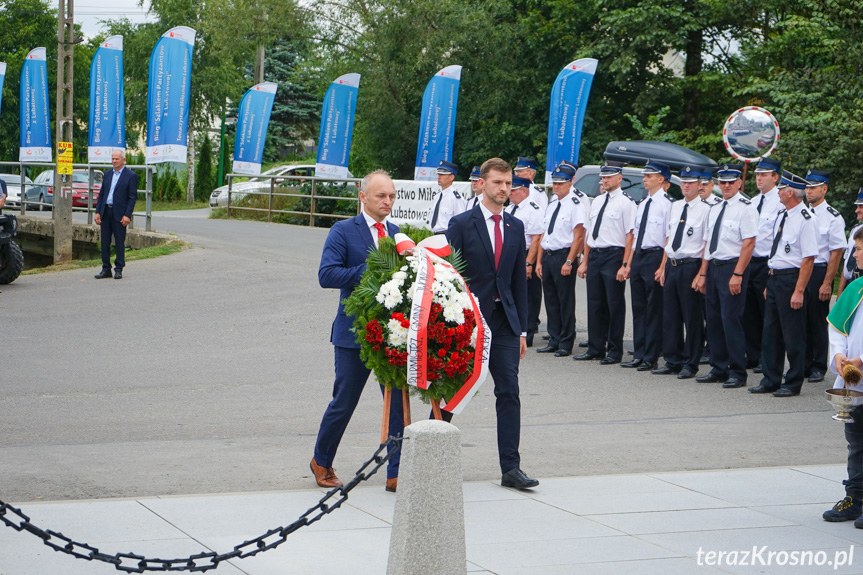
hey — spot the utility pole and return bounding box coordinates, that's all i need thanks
[53,0,76,264]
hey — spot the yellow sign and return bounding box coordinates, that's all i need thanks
[57,142,73,175]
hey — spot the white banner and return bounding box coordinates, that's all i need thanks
[388,179,473,229]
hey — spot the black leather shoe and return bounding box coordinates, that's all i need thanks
[773,388,799,397]
[748,384,778,394]
[808,370,825,383]
[578,340,589,348]
[114,270,123,279]
[652,364,681,375]
[753,363,763,374]
[695,372,726,383]
[574,352,603,361]
[536,345,557,353]
[722,377,746,388]
[94,269,112,279]
[636,361,656,372]
[501,468,539,490]
[554,349,571,357]
[677,368,697,379]
[620,359,643,368]
[599,356,620,365]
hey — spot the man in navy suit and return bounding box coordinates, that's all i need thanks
[445,157,538,490]
[94,151,138,279]
[312,170,405,492]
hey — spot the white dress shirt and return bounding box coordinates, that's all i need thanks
[702,192,759,261]
[632,190,673,251]
[361,209,390,249]
[506,198,544,249]
[664,197,711,260]
[766,202,818,270]
[540,191,587,251]
[427,185,466,233]
[585,187,637,249]
[753,187,783,257]
[809,201,847,264]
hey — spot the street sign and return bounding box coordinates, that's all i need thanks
[57,141,73,175]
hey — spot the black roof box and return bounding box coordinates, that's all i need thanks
[603,141,718,172]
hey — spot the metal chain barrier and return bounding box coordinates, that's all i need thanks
[0,436,402,573]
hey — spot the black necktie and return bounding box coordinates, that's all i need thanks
[473,197,479,208]
[547,203,561,234]
[848,246,858,272]
[757,194,765,214]
[511,203,518,216]
[769,212,788,259]
[671,202,688,252]
[709,201,727,254]
[592,194,610,240]
[635,198,652,254]
[431,193,443,228]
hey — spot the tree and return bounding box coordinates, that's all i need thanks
[194,132,214,201]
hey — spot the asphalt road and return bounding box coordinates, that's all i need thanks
[0,209,846,502]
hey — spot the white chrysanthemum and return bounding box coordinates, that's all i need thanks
[471,326,478,347]
[392,271,408,282]
[442,301,465,324]
[387,319,409,347]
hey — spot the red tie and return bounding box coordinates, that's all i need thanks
[491,214,502,270]
[374,222,386,240]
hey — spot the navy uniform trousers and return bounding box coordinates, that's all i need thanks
[527,270,542,339]
[662,259,704,372]
[314,346,404,479]
[844,406,863,500]
[442,303,522,473]
[760,270,808,394]
[705,260,750,381]
[630,248,664,363]
[541,249,576,353]
[742,256,769,366]
[804,264,829,376]
[586,247,626,360]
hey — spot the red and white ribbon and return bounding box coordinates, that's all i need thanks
[394,233,490,415]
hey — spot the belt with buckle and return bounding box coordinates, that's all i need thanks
[636,247,664,254]
[592,246,624,253]
[813,263,827,268]
[710,257,738,266]
[544,248,568,257]
[669,257,701,266]
[769,267,799,276]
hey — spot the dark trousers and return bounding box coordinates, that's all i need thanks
[541,250,575,353]
[761,271,807,393]
[100,205,127,272]
[705,261,749,381]
[743,257,769,365]
[527,265,542,338]
[440,304,522,473]
[805,264,829,375]
[630,249,664,362]
[314,346,404,478]
[586,247,626,360]
[845,407,863,499]
[662,260,704,372]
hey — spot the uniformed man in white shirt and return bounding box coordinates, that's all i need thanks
[467,165,483,209]
[560,160,590,207]
[427,160,466,233]
[621,161,674,372]
[838,190,863,297]
[699,169,720,205]
[506,175,545,347]
[804,169,846,382]
[743,158,783,374]
[748,173,818,397]
[535,164,586,357]
[693,164,759,388]
[653,166,710,379]
[513,156,549,214]
[575,161,637,364]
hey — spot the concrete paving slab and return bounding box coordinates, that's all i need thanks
[586,506,794,535]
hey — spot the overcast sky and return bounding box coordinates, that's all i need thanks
[75,0,155,39]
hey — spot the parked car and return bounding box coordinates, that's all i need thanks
[0,173,33,208]
[26,169,103,210]
[209,164,355,208]
[572,140,720,202]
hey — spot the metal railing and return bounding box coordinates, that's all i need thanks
[222,173,363,226]
[0,162,155,231]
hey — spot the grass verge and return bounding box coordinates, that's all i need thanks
[22,241,189,275]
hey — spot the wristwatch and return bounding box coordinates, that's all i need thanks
[565,259,573,266]
[526,262,533,267]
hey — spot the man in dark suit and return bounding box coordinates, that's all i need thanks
[312,170,405,492]
[94,151,138,279]
[445,157,538,490]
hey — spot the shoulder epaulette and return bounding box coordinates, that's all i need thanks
[623,193,635,202]
[453,191,462,199]
[739,197,751,205]
[573,188,585,197]
[529,201,540,210]
[828,206,841,217]
[802,209,812,220]
[571,196,580,205]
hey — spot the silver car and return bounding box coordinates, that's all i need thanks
[210,165,316,208]
[0,173,33,208]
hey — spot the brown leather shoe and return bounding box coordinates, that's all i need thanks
[310,458,343,488]
[385,478,398,493]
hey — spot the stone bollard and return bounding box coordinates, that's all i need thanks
[386,420,467,575]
